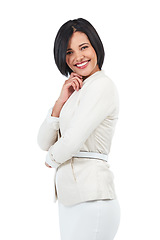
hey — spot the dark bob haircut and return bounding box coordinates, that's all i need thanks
[53,18,105,77]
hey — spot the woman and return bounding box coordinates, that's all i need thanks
[37,18,121,240]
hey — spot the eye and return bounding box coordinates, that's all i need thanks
[81,45,88,50]
[66,51,73,55]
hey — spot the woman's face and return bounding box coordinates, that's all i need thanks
[66,31,100,79]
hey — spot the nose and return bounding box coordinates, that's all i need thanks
[74,51,84,63]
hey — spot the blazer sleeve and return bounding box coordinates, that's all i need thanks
[37,107,60,151]
[47,77,119,166]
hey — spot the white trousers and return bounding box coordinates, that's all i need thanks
[58,199,121,240]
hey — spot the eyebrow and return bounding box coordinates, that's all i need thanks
[79,43,89,47]
[67,42,89,51]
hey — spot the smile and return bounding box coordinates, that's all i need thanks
[74,60,90,69]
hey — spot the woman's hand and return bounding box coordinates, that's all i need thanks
[45,162,52,168]
[58,72,83,103]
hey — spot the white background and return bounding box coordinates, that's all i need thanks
[0,0,160,239]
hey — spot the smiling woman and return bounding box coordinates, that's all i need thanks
[37,18,121,240]
[66,32,100,79]
[53,18,104,78]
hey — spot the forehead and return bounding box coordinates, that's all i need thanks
[67,31,90,47]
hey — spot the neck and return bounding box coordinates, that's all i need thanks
[82,69,101,81]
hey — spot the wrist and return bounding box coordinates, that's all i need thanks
[56,97,65,104]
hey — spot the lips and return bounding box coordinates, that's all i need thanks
[74,60,90,69]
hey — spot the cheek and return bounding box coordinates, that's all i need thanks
[66,56,69,65]
[66,56,73,67]
[91,53,98,66]
[89,49,97,62]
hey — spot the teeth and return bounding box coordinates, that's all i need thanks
[76,61,88,67]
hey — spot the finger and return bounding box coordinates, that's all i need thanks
[70,72,82,78]
[70,72,83,79]
[72,77,83,89]
[68,75,83,86]
[71,81,76,91]
[67,78,82,91]
[67,80,76,91]
[45,162,52,168]
[72,80,79,91]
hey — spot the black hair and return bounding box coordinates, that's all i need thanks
[53,18,105,77]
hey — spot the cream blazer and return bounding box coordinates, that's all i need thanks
[37,70,120,206]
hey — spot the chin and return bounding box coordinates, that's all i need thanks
[75,69,93,77]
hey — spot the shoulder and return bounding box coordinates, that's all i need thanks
[88,70,118,95]
[81,70,119,101]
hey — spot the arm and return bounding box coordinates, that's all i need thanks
[47,77,119,167]
[37,98,65,151]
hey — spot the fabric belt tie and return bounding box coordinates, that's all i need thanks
[72,151,108,162]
